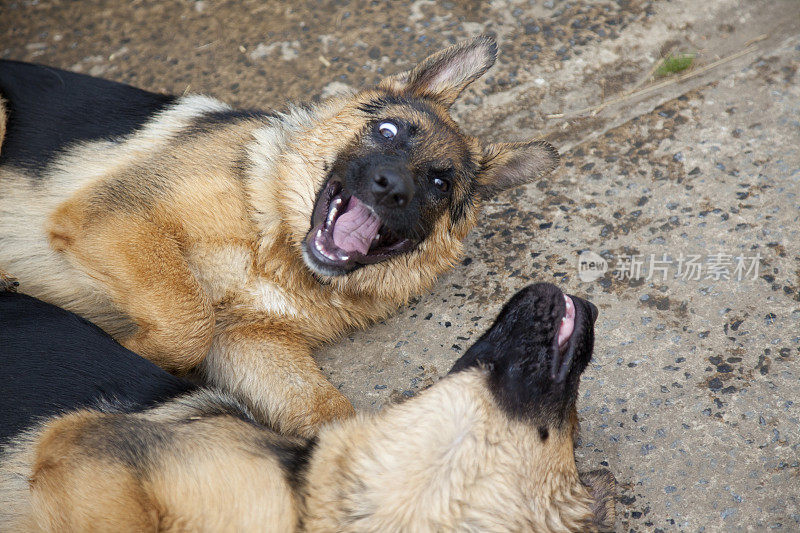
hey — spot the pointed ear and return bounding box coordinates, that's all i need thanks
[477,140,560,200]
[378,35,497,107]
[580,469,617,532]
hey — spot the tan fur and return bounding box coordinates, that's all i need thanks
[28,414,159,532]
[0,101,13,293]
[0,269,17,292]
[0,391,300,532]
[0,38,559,436]
[0,370,613,532]
[0,97,6,155]
[303,370,599,532]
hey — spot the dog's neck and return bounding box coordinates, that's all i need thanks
[243,98,348,247]
[300,370,596,531]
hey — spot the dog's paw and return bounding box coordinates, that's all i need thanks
[292,392,355,438]
[0,271,19,292]
[580,468,617,532]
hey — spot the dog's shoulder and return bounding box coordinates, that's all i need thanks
[0,60,176,172]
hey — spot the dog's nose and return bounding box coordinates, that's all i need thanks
[370,167,414,208]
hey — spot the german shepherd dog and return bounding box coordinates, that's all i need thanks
[0,36,560,436]
[0,282,614,532]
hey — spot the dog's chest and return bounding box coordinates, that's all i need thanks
[244,279,299,317]
[185,243,301,318]
[185,244,252,304]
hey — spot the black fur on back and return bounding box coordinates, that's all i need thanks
[0,291,195,444]
[0,60,175,173]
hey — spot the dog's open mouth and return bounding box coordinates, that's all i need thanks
[304,179,416,272]
[549,293,578,382]
[557,295,576,353]
[551,292,589,383]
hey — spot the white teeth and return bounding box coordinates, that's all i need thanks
[373,234,380,242]
[340,255,349,261]
[321,242,336,260]
[318,244,336,260]
[324,198,344,228]
[362,202,379,218]
[313,227,340,261]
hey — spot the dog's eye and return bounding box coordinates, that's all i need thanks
[430,167,453,193]
[433,177,450,192]
[378,121,398,139]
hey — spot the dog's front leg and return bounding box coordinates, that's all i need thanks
[200,318,355,437]
[48,209,214,374]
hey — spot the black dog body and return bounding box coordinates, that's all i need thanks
[0,60,175,173]
[0,291,194,444]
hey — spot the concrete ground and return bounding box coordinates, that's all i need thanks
[3,0,799,530]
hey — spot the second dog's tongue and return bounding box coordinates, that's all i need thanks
[332,197,381,255]
[557,295,575,349]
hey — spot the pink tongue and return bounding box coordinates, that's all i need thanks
[557,295,575,349]
[332,197,381,255]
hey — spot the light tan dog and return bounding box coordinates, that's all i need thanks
[0,37,559,436]
[0,283,614,532]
